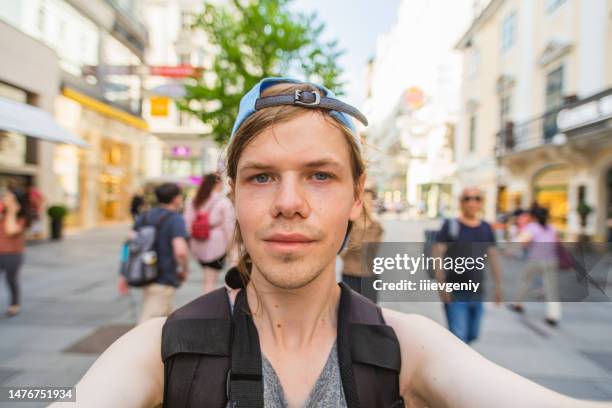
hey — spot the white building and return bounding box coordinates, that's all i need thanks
[363,0,471,215]
[456,0,612,240]
[141,0,221,188]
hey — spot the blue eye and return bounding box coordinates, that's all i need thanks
[313,172,331,181]
[253,174,270,183]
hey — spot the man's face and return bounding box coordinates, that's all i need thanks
[459,187,483,218]
[233,111,363,289]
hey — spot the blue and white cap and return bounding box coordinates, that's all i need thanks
[230,77,368,150]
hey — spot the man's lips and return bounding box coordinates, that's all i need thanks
[263,233,317,251]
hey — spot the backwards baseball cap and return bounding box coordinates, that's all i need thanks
[230,77,368,150]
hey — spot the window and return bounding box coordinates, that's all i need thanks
[178,52,191,65]
[469,115,477,152]
[547,0,566,13]
[469,48,480,78]
[501,12,516,52]
[545,66,564,111]
[37,2,46,34]
[543,65,564,140]
[500,95,512,125]
[181,11,194,29]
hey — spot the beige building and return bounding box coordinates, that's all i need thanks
[0,20,78,229]
[456,0,612,241]
[1,0,152,230]
[141,0,221,193]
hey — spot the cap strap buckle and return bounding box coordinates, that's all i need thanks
[293,90,321,106]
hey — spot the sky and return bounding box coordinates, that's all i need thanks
[291,0,402,108]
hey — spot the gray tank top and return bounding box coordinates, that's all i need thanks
[227,290,347,407]
[262,342,347,408]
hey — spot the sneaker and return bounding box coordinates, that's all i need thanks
[6,305,20,317]
[545,318,558,327]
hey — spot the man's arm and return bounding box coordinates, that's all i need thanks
[172,236,189,281]
[383,309,609,408]
[49,317,166,407]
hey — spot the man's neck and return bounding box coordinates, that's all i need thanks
[246,264,340,350]
[459,213,481,227]
[159,203,177,211]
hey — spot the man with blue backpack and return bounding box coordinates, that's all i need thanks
[119,183,190,324]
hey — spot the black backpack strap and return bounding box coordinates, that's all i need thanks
[338,282,404,408]
[162,287,233,408]
[227,288,264,407]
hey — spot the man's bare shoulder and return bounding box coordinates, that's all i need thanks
[51,317,167,407]
[381,307,447,343]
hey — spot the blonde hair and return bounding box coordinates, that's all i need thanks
[226,83,369,285]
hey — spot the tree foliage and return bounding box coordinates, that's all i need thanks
[177,0,345,146]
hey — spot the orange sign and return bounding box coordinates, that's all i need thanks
[150,96,170,117]
[404,87,424,110]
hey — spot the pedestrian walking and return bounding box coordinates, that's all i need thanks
[0,189,29,316]
[341,188,384,302]
[25,182,44,240]
[434,187,503,344]
[509,206,562,326]
[183,173,235,294]
[119,183,189,324]
[130,188,146,221]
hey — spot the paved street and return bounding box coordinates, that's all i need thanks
[0,218,611,407]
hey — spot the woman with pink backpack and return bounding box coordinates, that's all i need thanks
[184,173,235,293]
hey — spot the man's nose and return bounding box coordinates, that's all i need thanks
[271,175,310,219]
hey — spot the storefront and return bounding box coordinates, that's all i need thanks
[499,87,612,241]
[532,166,570,233]
[0,21,87,238]
[557,87,612,241]
[55,87,149,228]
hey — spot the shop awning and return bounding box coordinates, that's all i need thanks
[0,96,89,147]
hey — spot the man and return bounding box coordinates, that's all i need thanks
[56,79,607,407]
[433,187,503,344]
[120,183,189,324]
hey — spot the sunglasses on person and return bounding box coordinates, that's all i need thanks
[461,195,482,203]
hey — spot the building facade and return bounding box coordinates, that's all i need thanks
[0,0,152,229]
[456,0,612,240]
[0,20,62,220]
[363,0,469,215]
[141,0,220,191]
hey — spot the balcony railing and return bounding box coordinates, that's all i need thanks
[495,108,562,156]
[496,87,612,157]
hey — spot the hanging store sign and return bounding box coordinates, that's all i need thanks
[82,65,203,78]
[150,96,170,117]
[557,92,612,131]
[172,145,192,157]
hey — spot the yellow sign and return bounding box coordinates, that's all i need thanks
[150,96,170,117]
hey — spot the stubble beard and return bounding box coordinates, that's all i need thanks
[255,252,326,290]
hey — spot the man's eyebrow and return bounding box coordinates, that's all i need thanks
[239,158,344,171]
[239,161,273,171]
[303,159,343,169]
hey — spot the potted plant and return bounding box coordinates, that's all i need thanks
[47,205,68,240]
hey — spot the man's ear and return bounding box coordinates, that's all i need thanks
[349,174,366,221]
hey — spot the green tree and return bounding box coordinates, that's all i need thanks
[177,0,345,146]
